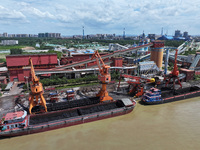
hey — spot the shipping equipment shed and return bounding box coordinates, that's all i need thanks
[179,68,195,81]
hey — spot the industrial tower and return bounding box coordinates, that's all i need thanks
[150,41,164,69]
[123,28,125,39]
[82,26,84,40]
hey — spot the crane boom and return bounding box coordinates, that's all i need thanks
[164,49,182,89]
[28,57,47,114]
[172,49,179,76]
[29,58,39,83]
[122,74,155,97]
[91,51,109,76]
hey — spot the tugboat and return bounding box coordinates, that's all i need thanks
[142,86,200,105]
[142,88,163,104]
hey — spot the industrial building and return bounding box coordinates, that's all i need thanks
[5,52,122,82]
[157,35,174,40]
[60,52,111,68]
[6,54,58,82]
[4,40,200,84]
[157,30,191,41]
[0,40,18,45]
[0,66,8,84]
[179,68,195,81]
[175,30,181,37]
[183,32,188,38]
[148,34,156,40]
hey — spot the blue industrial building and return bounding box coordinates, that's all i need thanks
[157,35,174,40]
[157,35,188,41]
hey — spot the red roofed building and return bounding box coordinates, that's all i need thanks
[6,54,58,82]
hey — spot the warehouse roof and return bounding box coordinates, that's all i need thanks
[157,35,174,40]
[6,54,58,67]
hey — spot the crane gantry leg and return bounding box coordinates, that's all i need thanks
[97,84,113,102]
[29,93,47,114]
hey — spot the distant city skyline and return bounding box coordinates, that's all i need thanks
[0,0,200,36]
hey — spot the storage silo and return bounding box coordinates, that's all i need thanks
[150,41,164,69]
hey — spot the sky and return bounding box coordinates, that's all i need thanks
[0,0,200,36]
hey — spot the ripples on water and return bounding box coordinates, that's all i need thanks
[0,98,199,150]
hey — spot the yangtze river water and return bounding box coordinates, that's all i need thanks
[0,97,199,150]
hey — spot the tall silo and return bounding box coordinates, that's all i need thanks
[150,41,164,69]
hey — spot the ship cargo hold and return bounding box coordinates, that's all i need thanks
[0,98,136,137]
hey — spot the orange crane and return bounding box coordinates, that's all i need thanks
[91,51,113,102]
[164,49,182,89]
[123,75,154,97]
[28,57,47,114]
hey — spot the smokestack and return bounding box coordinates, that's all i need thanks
[82,26,84,40]
[123,28,125,39]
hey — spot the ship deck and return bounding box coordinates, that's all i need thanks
[29,100,126,126]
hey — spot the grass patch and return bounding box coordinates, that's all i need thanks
[0,45,26,50]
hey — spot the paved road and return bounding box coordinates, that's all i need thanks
[0,82,24,118]
[9,82,23,95]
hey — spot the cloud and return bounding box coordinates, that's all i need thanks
[0,5,26,24]
[19,2,55,19]
[0,0,200,35]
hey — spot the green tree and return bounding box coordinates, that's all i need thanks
[194,75,200,81]
[48,50,62,59]
[165,40,184,47]
[0,58,6,63]
[0,83,7,90]
[10,48,22,55]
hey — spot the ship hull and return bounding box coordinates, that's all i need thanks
[142,87,200,105]
[0,100,135,137]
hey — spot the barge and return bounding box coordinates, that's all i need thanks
[142,86,200,104]
[0,98,136,137]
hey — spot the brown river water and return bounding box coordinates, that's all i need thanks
[0,97,199,150]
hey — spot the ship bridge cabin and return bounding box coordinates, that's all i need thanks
[0,111,27,131]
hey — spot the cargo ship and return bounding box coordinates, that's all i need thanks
[142,86,200,104]
[0,98,136,137]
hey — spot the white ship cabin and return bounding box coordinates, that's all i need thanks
[1,111,27,131]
